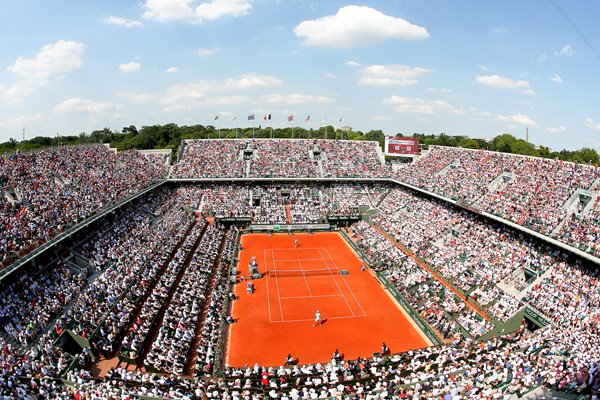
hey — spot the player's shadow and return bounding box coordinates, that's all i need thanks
[320,318,328,326]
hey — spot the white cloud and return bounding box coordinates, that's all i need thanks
[195,0,251,20]
[294,5,429,48]
[496,113,537,127]
[165,74,280,98]
[550,74,563,84]
[324,72,338,79]
[477,64,488,71]
[345,60,361,67]
[469,107,492,120]
[547,125,566,133]
[585,118,600,131]
[119,61,141,73]
[55,98,121,114]
[221,74,281,91]
[143,0,251,23]
[117,91,157,103]
[383,96,462,115]
[164,95,248,112]
[165,66,179,73]
[476,74,534,95]
[0,113,45,128]
[260,93,334,104]
[426,87,451,94]
[538,52,547,63]
[372,115,393,121]
[358,64,433,86]
[555,44,575,57]
[104,16,143,28]
[2,40,84,102]
[196,47,219,56]
[162,73,281,110]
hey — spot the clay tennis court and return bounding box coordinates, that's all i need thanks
[226,232,431,367]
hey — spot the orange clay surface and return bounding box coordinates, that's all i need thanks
[226,232,429,367]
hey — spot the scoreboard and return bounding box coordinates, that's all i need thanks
[385,137,420,156]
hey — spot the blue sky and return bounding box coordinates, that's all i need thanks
[0,0,599,150]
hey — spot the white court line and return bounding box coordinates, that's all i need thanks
[280,294,342,299]
[270,247,321,251]
[324,247,367,316]
[298,260,313,297]
[270,314,367,323]
[263,249,273,323]
[270,258,325,262]
[271,249,285,321]
[317,248,356,317]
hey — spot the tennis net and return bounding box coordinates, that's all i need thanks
[267,268,340,278]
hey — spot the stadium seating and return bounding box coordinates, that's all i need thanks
[397,146,600,240]
[0,141,599,399]
[0,145,167,269]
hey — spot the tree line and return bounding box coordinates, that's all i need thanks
[0,124,597,165]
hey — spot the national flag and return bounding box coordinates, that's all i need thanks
[305,115,310,122]
[264,114,271,121]
[339,116,343,122]
[258,124,262,130]
[287,114,294,122]
[232,115,237,121]
[248,114,255,120]
[214,115,219,120]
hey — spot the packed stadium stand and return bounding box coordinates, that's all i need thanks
[0,139,599,399]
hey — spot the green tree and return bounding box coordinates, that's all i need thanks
[492,134,517,153]
[458,137,480,149]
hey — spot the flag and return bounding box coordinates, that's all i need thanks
[305,115,310,122]
[248,114,255,120]
[232,115,237,121]
[339,116,343,122]
[214,115,219,120]
[322,115,327,123]
[287,114,294,122]
[264,114,271,121]
[258,124,262,130]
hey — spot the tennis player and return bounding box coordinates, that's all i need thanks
[294,239,299,248]
[313,309,322,327]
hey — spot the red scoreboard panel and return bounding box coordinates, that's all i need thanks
[387,137,419,155]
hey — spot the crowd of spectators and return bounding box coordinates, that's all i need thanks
[0,146,600,399]
[122,219,206,363]
[0,261,85,347]
[147,223,223,375]
[172,139,248,178]
[399,146,600,240]
[321,183,390,215]
[318,140,388,178]
[196,227,240,375]
[555,198,600,256]
[178,183,392,225]
[249,140,319,178]
[0,145,167,268]
[171,139,389,179]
